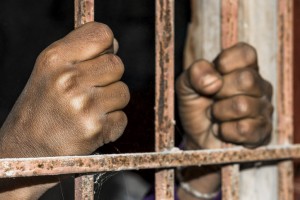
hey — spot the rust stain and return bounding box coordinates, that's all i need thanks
[221,0,240,199]
[0,145,299,178]
[155,0,175,199]
[74,1,95,199]
[277,0,294,199]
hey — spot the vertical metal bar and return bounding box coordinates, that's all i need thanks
[155,0,175,199]
[74,0,95,199]
[221,0,240,200]
[75,175,94,200]
[277,0,294,199]
[74,0,94,28]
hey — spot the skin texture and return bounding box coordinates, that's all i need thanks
[0,22,129,199]
[0,22,271,199]
[176,43,273,200]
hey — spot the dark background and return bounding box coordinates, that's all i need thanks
[0,0,190,153]
[0,1,190,199]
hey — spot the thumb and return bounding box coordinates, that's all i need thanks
[176,59,223,97]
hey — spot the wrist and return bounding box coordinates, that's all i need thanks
[177,167,221,200]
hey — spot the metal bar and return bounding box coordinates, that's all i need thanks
[277,0,294,199]
[74,0,94,28]
[155,0,175,199]
[221,0,240,199]
[74,0,95,199]
[75,175,94,200]
[0,145,300,178]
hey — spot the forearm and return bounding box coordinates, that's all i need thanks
[177,137,220,200]
[0,178,58,200]
[0,113,58,199]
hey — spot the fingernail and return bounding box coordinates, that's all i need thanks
[202,74,219,87]
[211,123,219,137]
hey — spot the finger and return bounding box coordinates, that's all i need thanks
[102,38,118,54]
[76,54,124,87]
[212,95,268,122]
[113,38,119,54]
[214,42,258,74]
[215,68,266,99]
[101,111,128,145]
[176,59,222,97]
[217,117,272,147]
[39,22,114,66]
[91,82,130,113]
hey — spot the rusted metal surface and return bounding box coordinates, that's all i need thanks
[74,0,94,28]
[221,0,239,49]
[74,0,95,199]
[75,175,94,200]
[0,145,300,178]
[221,0,240,199]
[277,0,294,199]
[155,0,175,199]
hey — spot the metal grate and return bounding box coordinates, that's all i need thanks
[0,0,295,199]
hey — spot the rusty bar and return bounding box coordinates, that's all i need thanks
[277,0,294,199]
[221,0,240,199]
[155,0,175,199]
[75,175,94,200]
[0,145,300,178]
[74,0,94,28]
[74,0,95,199]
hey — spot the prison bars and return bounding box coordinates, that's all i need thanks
[74,0,95,199]
[0,145,299,178]
[221,0,240,199]
[0,0,294,199]
[155,0,175,199]
[278,0,294,199]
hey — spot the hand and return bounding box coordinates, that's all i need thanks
[176,43,273,149]
[0,22,130,157]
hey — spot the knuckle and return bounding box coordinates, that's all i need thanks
[190,59,211,75]
[38,45,61,66]
[54,69,79,92]
[90,22,114,43]
[232,96,249,116]
[69,94,89,112]
[106,54,124,76]
[117,82,130,103]
[238,70,256,91]
[237,121,252,138]
[82,118,103,140]
[103,112,127,144]
[238,42,257,64]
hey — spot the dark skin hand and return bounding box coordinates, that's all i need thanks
[0,22,129,199]
[176,43,273,200]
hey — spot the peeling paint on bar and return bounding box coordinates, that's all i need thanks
[74,0,95,199]
[0,145,299,178]
[155,0,175,199]
[277,0,294,199]
[221,0,240,199]
[74,0,94,28]
[75,175,94,200]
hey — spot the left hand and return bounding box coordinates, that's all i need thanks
[176,42,273,149]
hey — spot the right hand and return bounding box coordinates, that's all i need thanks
[0,22,130,157]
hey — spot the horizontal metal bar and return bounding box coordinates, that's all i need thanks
[0,144,299,178]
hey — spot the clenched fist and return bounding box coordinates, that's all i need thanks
[176,43,273,150]
[0,22,130,157]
